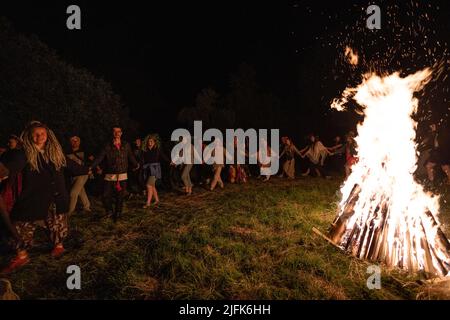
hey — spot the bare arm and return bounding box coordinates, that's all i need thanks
[292,145,303,157]
[299,146,309,157]
[319,142,333,155]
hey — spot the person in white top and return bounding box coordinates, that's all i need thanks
[300,134,333,177]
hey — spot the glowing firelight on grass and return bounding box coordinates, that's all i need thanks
[329,65,450,277]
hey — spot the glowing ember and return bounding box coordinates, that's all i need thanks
[344,46,359,66]
[329,68,450,277]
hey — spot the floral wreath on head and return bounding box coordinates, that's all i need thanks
[142,133,161,151]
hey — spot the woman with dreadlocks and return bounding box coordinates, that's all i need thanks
[141,134,169,208]
[1,121,88,274]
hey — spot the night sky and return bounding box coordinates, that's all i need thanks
[1,1,449,140]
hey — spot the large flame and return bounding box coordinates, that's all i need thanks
[329,68,450,277]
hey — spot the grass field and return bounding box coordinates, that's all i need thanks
[1,176,450,299]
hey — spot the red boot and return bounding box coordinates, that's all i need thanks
[51,244,65,258]
[1,254,30,274]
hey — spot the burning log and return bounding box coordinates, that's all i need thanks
[328,184,361,243]
[327,183,450,276]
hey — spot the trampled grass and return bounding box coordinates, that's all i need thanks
[1,177,450,299]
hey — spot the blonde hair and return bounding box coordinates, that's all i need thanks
[20,121,66,172]
[142,133,161,151]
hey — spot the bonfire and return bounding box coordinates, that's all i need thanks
[327,67,450,277]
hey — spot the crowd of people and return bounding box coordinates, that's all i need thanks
[0,120,448,274]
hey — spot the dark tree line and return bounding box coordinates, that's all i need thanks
[0,17,138,152]
[0,15,359,152]
[177,63,284,132]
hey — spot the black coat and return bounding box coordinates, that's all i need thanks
[91,141,138,174]
[4,150,88,222]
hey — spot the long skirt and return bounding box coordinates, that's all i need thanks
[283,159,295,178]
[13,203,68,250]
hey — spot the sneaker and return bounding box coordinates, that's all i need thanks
[51,245,65,258]
[1,255,30,274]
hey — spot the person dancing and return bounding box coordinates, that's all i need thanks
[1,121,87,273]
[141,134,169,208]
[90,125,139,222]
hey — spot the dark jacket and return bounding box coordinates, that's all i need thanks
[141,148,169,165]
[91,141,138,174]
[0,149,22,185]
[3,150,88,222]
[66,149,91,177]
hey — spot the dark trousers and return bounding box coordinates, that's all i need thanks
[102,180,127,216]
[128,169,144,194]
[308,162,327,177]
